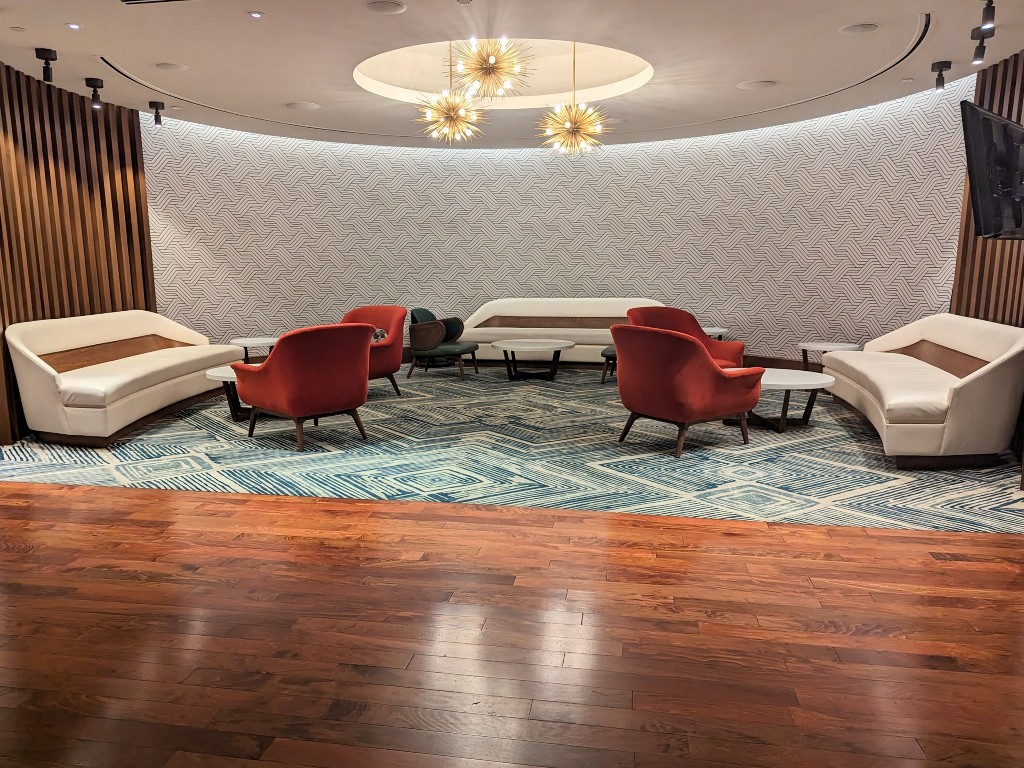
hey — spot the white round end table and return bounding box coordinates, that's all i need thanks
[206,365,248,422]
[230,336,280,364]
[748,368,836,433]
[799,341,860,370]
[702,326,728,340]
[490,339,576,381]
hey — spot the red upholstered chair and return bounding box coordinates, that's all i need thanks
[627,306,744,367]
[231,323,374,451]
[611,324,765,456]
[342,305,407,396]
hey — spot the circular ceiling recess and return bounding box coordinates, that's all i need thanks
[366,1,407,14]
[285,101,321,110]
[354,39,654,110]
[154,62,189,71]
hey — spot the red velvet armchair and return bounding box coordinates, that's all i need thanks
[611,324,765,456]
[342,305,407,396]
[231,323,375,451]
[627,306,744,367]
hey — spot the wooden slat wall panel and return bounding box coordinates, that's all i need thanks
[950,50,1024,326]
[0,61,155,444]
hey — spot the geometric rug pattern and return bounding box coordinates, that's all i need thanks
[1,368,1021,532]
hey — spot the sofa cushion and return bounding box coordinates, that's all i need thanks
[824,351,957,425]
[59,344,242,408]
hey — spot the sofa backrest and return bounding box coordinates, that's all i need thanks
[464,298,665,330]
[866,313,1024,365]
[5,310,209,358]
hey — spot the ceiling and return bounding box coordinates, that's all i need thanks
[0,0,1021,149]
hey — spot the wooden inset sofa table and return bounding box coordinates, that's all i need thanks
[491,339,576,382]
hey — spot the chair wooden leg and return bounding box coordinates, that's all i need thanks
[350,409,367,440]
[387,373,402,396]
[295,419,305,452]
[619,413,639,442]
[471,351,479,373]
[247,408,258,437]
[458,357,466,381]
[601,360,609,384]
[739,413,750,444]
[313,417,319,427]
[406,358,416,379]
[674,423,689,458]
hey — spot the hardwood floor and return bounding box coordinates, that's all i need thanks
[0,482,1022,767]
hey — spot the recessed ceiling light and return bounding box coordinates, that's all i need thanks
[66,22,82,30]
[285,102,321,110]
[248,10,266,19]
[901,77,915,83]
[170,105,182,111]
[839,23,879,35]
[155,62,190,71]
[366,1,408,13]
[736,80,777,90]
[9,26,26,33]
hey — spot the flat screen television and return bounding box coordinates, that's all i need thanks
[961,101,1024,239]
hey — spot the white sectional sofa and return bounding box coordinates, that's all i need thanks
[460,297,665,363]
[822,313,1024,467]
[5,310,243,445]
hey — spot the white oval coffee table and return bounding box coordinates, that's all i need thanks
[750,368,836,433]
[230,336,280,364]
[491,339,576,382]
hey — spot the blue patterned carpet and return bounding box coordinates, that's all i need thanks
[1,368,1021,531]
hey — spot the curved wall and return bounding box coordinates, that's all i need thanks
[144,77,973,358]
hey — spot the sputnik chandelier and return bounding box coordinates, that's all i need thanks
[452,36,532,98]
[416,42,484,144]
[538,42,610,155]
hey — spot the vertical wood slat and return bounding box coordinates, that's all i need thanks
[0,60,154,444]
[951,49,1024,328]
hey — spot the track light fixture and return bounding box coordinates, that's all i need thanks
[35,48,57,83]
[149,101,165,126]
[971,26,995,67]
[981,0,996,31]
[85,78,104,110]
[931,61,952,92]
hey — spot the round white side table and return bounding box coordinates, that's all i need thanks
[230,336,280,364]
[490,339,576,381]
[748,368,836,433]
[799,341,860,370]
[206,365,248,422]
[702,326,728,340]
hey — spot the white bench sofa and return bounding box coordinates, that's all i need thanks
[460,298,665,363]
[822,313,1024,467]
[5,310,243,445]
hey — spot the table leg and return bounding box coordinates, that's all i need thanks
[548,350,562,381]
[801,388,820,426]
[778,390,791,433]
[502,351,516,381]
[801,349,810,371]
[222,382,250,422]
[243,346,251,364]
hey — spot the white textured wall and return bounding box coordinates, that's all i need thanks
[143,77,972,358]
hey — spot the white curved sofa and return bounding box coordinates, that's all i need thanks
[460,298,665,363]
[822,313,1024,466]
[5,310,243,445]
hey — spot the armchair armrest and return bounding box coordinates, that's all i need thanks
[705,338,744,366]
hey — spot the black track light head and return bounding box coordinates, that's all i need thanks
[85,77,104,110]
[981,0,996,31]
[971,26,995,67]
[931,61,952,92]
[149,100,165,126]
[35,48,57,83]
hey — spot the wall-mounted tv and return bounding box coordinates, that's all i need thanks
[961,101,1024,239]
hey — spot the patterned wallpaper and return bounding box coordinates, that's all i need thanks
[143,76,973,358]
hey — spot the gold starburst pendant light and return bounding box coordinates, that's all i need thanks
[416,42,484,144]
[539,42,610,155]
[453,36,532,98]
